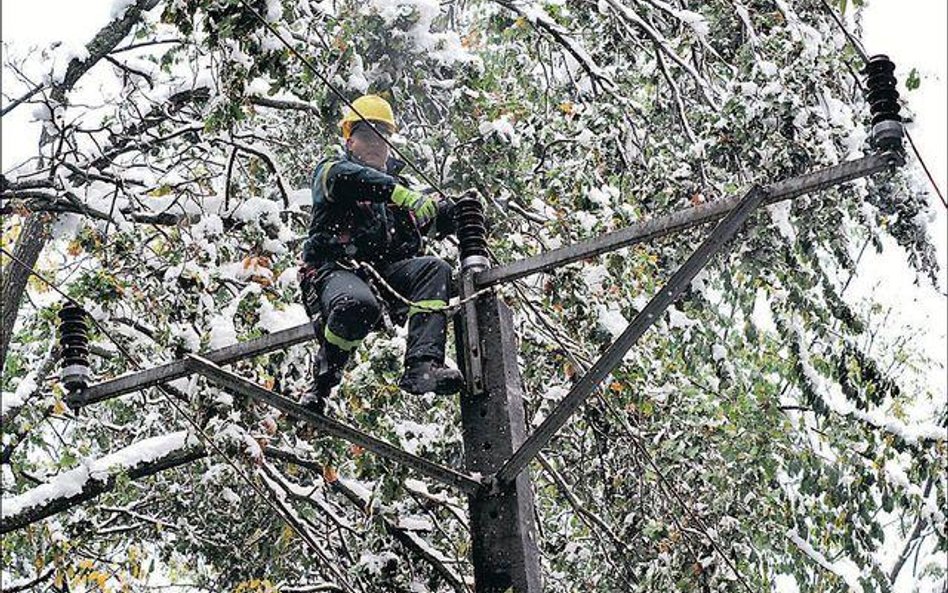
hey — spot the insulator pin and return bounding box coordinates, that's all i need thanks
[455,192,489,272]
[862,54,903,152]
[58,304,91,395]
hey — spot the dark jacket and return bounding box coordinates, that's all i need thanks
[302,155,454,269]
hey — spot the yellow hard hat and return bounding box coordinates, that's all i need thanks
[339,94,397,139]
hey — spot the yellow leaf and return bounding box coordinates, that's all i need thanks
[279,524,295,545]
[67,239,83,256]
[559,101,574,114]
[147,185,172,197]
[27,274,50,293]
[92,570,109,589]
[53,400,67,415]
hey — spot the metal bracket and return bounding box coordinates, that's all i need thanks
[460,271,486,395]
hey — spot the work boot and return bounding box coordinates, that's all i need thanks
[299,381,331,416]
[299,342,348,414]
[398,360,464,395]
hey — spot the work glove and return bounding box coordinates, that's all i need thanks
[391,184,437,224]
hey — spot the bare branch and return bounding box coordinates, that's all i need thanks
[493,0,615,94]
[603,0,719,107]
[0,567,56,593]
[0,84,46,118]
[217,138,290,208]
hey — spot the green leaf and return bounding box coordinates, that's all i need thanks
[906,68,921,91]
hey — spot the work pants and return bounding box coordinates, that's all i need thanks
[301,256,453,386]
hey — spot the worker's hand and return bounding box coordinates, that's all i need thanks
[391,184,437,223]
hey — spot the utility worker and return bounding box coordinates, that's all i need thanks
[298,94,463,413]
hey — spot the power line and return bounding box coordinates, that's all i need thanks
[233,0,452,198]
[904,129,947,209]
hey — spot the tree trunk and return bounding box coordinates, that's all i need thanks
[1,213,53,368]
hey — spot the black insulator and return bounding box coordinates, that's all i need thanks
[862,54,903,151]
[455,192,489,271]
[58,304,91,393]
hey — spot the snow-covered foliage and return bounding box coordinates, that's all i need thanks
[1,1,944,592]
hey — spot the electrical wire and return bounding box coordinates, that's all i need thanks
[0,246,353,587]
[233,0,452,198]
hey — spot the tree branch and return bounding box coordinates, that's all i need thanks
[493,0,615,94]
[248,94,322,115]
[1,432,204,534]
[51,0,162,103]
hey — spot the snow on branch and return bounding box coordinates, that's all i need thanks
[792,323,945,446]
[248,94,323,115]
[786,530,862,590]
[604,0,720,108]
[50,0,162,101]
[263,447,468,590]
[493,0,616,93]
[1,431,203,534]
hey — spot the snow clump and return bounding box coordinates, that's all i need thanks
[478,115,521,147]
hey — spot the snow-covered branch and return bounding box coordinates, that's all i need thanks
[1,431,203,534]
[493,0,616,94]
[604,0,720,107]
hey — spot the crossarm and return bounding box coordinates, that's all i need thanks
[72,322,317,408]
[476,152,901,288]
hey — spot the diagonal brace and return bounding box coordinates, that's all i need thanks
[185,354,483,495]
[494,186,769,485]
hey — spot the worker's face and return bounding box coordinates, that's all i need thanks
[347,123,391,171]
